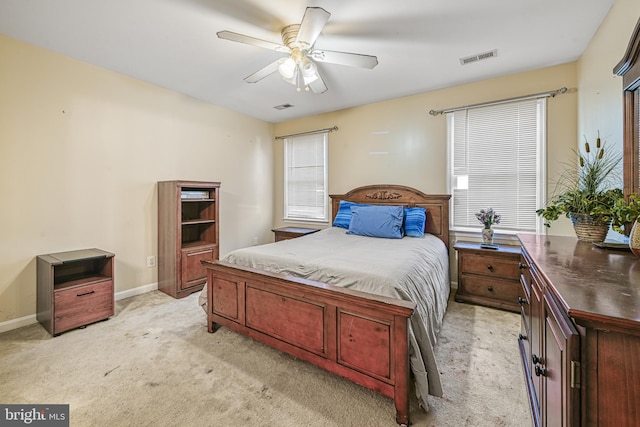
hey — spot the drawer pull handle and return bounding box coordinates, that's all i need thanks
[487,286,494,292]
[77,290,95,297]
[518,296,526,305]
[487,264,494,272]
[518,333,527,341]
[532,354,541,365]
[518,262,527,270]
[535,365,547,377]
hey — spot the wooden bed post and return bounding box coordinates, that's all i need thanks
[394,314,411,426]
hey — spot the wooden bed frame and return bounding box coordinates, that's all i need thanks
[202,185,450,426]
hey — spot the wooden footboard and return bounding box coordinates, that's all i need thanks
[202,259,416,426]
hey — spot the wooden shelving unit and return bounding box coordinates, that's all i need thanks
[158,180,220,298]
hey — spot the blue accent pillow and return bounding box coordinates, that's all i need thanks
[404,207,427,237]
[333,200,358,229]
[347,205,404,239]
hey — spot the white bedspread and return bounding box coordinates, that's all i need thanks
[200,227,450,410]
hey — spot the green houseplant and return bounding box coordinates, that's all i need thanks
[536,133,623,242]
[611,194,640,256]
[611,194,640,234]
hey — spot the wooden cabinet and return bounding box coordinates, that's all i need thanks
[453,241,522,312]
[158,180,220,298]
[518,234,640,426]
[37,249,114,336]
[272,226,320,242]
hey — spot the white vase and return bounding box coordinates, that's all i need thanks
[482,227,494,244]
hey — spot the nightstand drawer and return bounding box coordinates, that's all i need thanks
[459,275,520,305]
[54,280,114,333]
[460,254,520,280]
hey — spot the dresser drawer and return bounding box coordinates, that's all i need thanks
[54,280,114,333]
[459,275,520,305]
[460,253,520,280]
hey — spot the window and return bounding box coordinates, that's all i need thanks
[284,132,328,222]
[447,98,546,234]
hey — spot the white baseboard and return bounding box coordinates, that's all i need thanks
[115,282,158,301]
[0,314,37,334]
[0,282,158,334]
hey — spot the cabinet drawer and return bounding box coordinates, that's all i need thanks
[54,280,114,333]
[461,254,520,280]
[459,275,520,304]
[181,246,217,290]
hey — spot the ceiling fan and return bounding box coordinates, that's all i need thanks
[217,7,378,94]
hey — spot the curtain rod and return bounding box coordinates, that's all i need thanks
[274,126,338,140]
[428,87,567,116]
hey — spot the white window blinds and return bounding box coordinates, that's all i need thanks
[284,132,328,222]
[447,98,546,233]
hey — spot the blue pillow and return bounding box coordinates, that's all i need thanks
[347,205,404,239]
[333,200,358,229]
[404,207,427,237]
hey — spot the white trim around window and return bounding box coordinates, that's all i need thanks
[284,131,329,223]
[446,98,547,235]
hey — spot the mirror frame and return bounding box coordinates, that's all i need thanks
[614,17,640,199]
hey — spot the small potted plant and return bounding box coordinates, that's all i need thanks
[611,194,640,256]
[475,207,501,244]
[536,132,623,242]
[611,194,640,234]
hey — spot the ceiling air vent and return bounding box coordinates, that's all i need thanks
[459,49,498,65]
[274,104,294,110]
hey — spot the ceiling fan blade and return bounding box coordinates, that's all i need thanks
[310,49,378,69]
[307,69,328,94]
[217,31,289,53]
[244,59,284,83]
[295,7,331,48]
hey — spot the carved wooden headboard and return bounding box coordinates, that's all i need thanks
[329,184,451,248]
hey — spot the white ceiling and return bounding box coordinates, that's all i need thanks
[0,0,614,123]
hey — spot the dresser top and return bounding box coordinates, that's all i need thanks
[518,234,640,329]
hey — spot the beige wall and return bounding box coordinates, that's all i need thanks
[0,35,274,326]
[578,0,640,158]
[273,63,579,238]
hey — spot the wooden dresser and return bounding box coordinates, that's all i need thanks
[517,234,640,426]
[454,241,522,312]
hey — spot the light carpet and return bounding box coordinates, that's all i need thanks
[0,290,530,426]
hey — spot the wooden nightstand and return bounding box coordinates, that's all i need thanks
[272,227,321,242]
[37,248,115,336]
[453,241,523,313]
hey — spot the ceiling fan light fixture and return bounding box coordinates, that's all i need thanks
[281,67,298,86]
[278,57,296,79]
[302,61,318,85]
